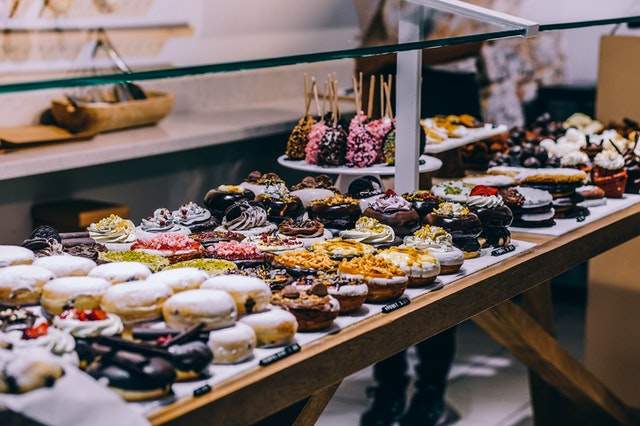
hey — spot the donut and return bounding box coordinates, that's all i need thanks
[427,247,464,275]
[201,275,271,315]
[88,262,151,284]
[33,255,96,277]
[271,285,340,331]
[162,289,237,331]
[377,247,441,288]
[145,267,209,293]
[0,265,55,306]
[239,308,298,347]
[207,322,257,364]
[0,352,65,394]
[0,245,34,267]
[101,281,173,324]
[41,277,111,315]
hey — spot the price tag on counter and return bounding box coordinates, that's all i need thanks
[259,343,301,366]
[491,244,516,257]
[382,297,410,313]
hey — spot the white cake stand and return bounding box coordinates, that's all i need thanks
[277,155,442,193]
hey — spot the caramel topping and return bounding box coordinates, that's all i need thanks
[338,254,405,279]
[311,194,359,207]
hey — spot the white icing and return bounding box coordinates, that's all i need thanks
[33,255,96,277]
[466,195,504,209]
[239,308,298,346]
[520,208,556,222]
[214,223,277,237]
[43,276,111,296]
[377,251,440,278]
[462,175,515,187]
[202,275,271,313]
[514,186,553,208]
[0,245,34,267]
[53,313,124,338]
[101,281,173,311]
[146,267,209,292]
[239,181,266,196]
[1,326,76,361]
[560,150,590,167]
[594,150,625,170]
[0,350,66,390]
[329,283,368,297]
[0,265,55,294]
[579,198,607,208]
[88,262,151,284]
[207,323,256,364]
[340,272,408,286]
[557,128,587,149]
[426,246,465,267]
[431,182,471,203]
[163,289,237,329]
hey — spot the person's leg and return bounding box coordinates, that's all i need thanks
[361,350,410,426]
[401,327,457,426]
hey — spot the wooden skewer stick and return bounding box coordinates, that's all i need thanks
[380,75,385,119]
[303,74,312,117]
[352,76,361,113]
[367,75,375,118]
[312,77,321,118]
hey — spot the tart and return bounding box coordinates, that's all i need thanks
[204,184,255,220]
[592,150,627,198]
[465,186,513,248]
[172,202,218,233]
[87,214,137,251]
[309,238,376,259]
[377,246,440,287]
[131,234,203,263]
[271,249,337,275]
[136,208,190,240]
[308,194,362,230]
[206,240,265,265]
[240,171,285,197]
[271,284,339,331]
[53,308,123,338]
[216,201,277,237]
[339,217,396,246]
[98,251,170,272]
[278,218,330,248]
[403,225,464,274]
[293,272,368,314]
[290,175,336,207]
[165,258,237,276]
[246,234,304,254]
[425,203,483,258]
[255,183,305,223]
[338,254,408,303]
[402,190,443,223]
[363,190,420,236]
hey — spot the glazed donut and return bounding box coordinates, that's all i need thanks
[239,308,298,347]
[0,245,35,267]
[88,262,151,284]
[146,267,209,293]
[0,265,55,306]
[201,275,271,315]
[100,281,173,324]
[0,351,64,394]
[34,255,96,277]
[207,322,257,364]
[41,277,111,315]
[162,289,237,331]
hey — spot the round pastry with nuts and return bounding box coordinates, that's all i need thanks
[309,238,376,260]
[308,194,362,231]
[404,225,464,274]
[465,186,513,248]
[338,254,408,303]
[377,246,440,287]
[293,272,368,314]
[426,202,483,258]
[339,217,396,247]
[278,218,331,247]
[271,284,340,331]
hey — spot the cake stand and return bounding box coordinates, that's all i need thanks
[277,155,442,193]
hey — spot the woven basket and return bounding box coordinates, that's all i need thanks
[51,91,174,134]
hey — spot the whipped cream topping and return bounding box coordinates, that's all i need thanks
[1,325,75,358]
[557,128,587,149]
[466,195,504,209]
[172,202,212,226]
[369,193,412,212]
[563,113,603,134]
[53,313,123,338]
[432,202,470,217]
[594,150,625,170]
[222,203,268,231]
[431,182,471,203]
[377,248,440,278]
[403,225,456,253]
[540,138,582,159]
[560,150,590,167]
[514,186,553,207]
[140,208,183,233]
[339,217,395,244]
[88,215,136,244]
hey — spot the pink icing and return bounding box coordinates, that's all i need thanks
[207,240,263,261]
[305,121,327,165]
[370,192,412,212]
[365,117,394,163]
[346,113,378,168]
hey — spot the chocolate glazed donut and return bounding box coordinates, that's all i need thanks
[426,213,483,254]
[362,208,420,237]
[308,203,362,230]
[255,194,305,223]
[204,187,255,220]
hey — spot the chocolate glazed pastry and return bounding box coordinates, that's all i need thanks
[255,193,305,224]
[402,191,443,223]
[308,196,362,230]
[318,124,347,166]
[278,219,324,238]
[204,185,255,220]
[426,208,483,256]
[362,191,421,237]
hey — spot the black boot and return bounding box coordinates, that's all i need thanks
[360,385,406,426]
[399,387,455,426]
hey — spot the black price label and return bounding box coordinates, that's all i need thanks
[576,215,586,222]
[491,244,516,257]
[259,343,301,366]
[382,297,411,313]
[193,384,212,397]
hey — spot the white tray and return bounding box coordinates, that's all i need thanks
[423,125,507,154]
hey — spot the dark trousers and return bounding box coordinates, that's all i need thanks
[373,327,457,394]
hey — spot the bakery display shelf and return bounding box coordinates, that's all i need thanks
[423,124,507,154]
[148,203,640,425]
[277,155,443,192]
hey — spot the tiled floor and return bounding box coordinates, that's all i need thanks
[318,301,585,426]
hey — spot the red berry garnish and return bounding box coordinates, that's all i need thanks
[470,185,499,196]
[23,322,49,340]
[76,310,88,321]
[156,335,172,346]
[89,309,107,321]
[384,189,397,197]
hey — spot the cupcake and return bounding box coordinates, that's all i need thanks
[339,217,396,246]
[377,246,440,287]
[592,150,628,198]
[278,218,330,247]
[623,140,640,194]
[255,183,304,223]
[402,190,443,223]
[347,176,385,211]
[293,273,368,314]
[465,186,513,248]
[403,225,464,274]
[172,202,218,233]
[271,284,339,331]
[426,203,482,258]
[240,172,285,197]
[308,194,362,230]
[136,208,190,240]
[204,185,255,220]
[338,254,408,303]
[88,215,137,252]
[363,190,420,237]
[290,175,336,208]
[560,150,591,173]
[216,201,277,237]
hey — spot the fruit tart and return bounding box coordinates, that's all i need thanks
[206,240,265,266]
[53,308,123,339]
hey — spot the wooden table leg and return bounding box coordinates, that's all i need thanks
[473,299,637,425]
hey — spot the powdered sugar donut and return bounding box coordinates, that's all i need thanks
[239,308,298,347]
[201,275,271,315]
[162,289,236,331]
[34,255,96,277]
[0,265,55,306]
[146,267,209,293]
[0,245,35,267]
[207,322,256,364]
[41,276,111,315]
[88,262,151,284]
[101,281,172,324]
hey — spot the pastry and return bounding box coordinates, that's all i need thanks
[431,181,471,203]
[376,247,440,287]
[304,119,327,164]
[98,251,169,272]
[576,185,607,208]
[366,117,393,163]
[0,245,35,267]
[278,218,330,247]
[622,138,640,194]
[53,308,123,338]
[338,255,408,303]
[0,320,77,364]
[88,261,151,284]
[202,275,271,315]
[162,289,237,331]
[308,194,362,230]
[101,281,173,324]
[425,203,483,259]
[563,112,603,134]
[172,202,218,233]
[293,273,368,314]
[246,234,304,254]
[383,126,396,165]
[255,183,305,223]
[131,234,203,263]
[339,217,396,246]
[239,308,298,347]
[0,351,65,394]
[41,276,111,315]
[146,267,209,293]
[87,215,137,251]
[363,190,421,236]
[64,242,106,261]
[136,208,190,240]
[318,123,347,166]
[230,266,293,292]
[347,176,384,210]
[216,201,277,237]
[346,112,378,167]
[402,191,443,223]
[271,250,337,275]
[165,258,237,276]
[204,185,255,220]
[403,225,464,274]
[0,265,55,306]
[271,284,339,331]
[207,322,257,364]
[286,115,316,160]
[0,307,39,333]
[33,255,96,277]
[592,150,628,198]
[309,238,376,259]
[290,175,336,207]
[190,229,245,247]
[500,187,555,228]
[466,186,513,248]
[206,240,265,265]
[240,171,285,197]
